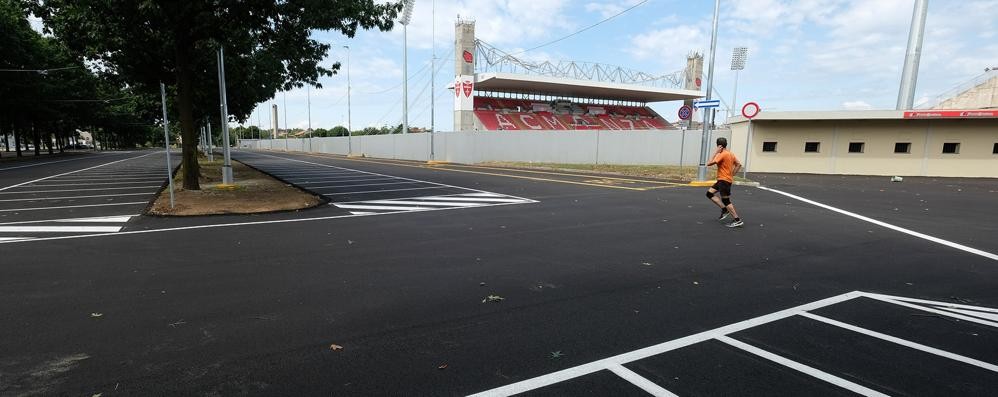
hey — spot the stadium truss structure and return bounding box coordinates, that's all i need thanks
[475,39,686,90]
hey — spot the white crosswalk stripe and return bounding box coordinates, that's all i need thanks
[332,193,534,215]
[0,214,137,242]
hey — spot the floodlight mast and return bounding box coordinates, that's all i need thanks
[730,47,748,119]
[400,0,416,134]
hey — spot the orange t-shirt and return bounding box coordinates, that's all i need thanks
[712,150,738,183]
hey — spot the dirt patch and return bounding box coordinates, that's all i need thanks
[149,157,322,216]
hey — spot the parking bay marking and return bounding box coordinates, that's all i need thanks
[468,291,998,396]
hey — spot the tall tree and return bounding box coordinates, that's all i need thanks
[28,1,401,189]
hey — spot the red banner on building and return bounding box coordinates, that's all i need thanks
[903,110,998,118]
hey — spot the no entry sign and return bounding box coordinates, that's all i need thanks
[742,102,761,119]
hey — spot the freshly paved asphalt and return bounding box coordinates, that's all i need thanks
[1,149,995,396]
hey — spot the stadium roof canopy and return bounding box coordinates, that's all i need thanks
[470,72,702,103]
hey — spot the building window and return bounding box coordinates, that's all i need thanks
[762,142,777,152]
[942,142,960,154]
[804,142,820,153]
[848,142,865,153]
[894,142,911,154]
[994,143,998,154]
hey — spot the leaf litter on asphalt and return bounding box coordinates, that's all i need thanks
[482,295,505,303]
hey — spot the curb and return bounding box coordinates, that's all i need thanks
[688,180,715,187]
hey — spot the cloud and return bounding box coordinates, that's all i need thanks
[841,100,873,110]
[584,0,644,19]
[627,23,707,71]
[389,0,572,50]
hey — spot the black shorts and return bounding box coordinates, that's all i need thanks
[711,180,732,196]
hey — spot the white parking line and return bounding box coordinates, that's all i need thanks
[289,177,396,183]
[0,225,122,233]
[798,312,998,373]
[321,186,447,195]
[864,294,998,328]
[417,197,525,203]
[356,200,484,207]
[0,152,157,192]
[0,153,116,171]
[309,181,421,189]
[0,202,147,212]
[0,192,152,202]
[606,364,678,397]
[334,204,433,211]
[0,215,136,225]
[757,186,998,262]
[0,186,161,195]
[27,180,162,187]
[45,177,163,182]
[716,336,889,397]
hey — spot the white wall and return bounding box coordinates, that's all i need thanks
[239,129,730,166]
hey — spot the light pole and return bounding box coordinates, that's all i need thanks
[730,47,748,121]
[697,0,720,182]
[343,45,352,155]
[217,47,233,184]
[283,90,289,151]
[430,0,436,160]
[897,0,929,110]
[400,0,415,134]
[306,85,313,151]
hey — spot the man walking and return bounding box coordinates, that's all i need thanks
[705,137,743,228]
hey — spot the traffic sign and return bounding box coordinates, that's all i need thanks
[693,99,720,109]
[678,105,693,120]
[742,102,761,119]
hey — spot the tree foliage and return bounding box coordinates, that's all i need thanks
[27,0,401,189]
[1,0,156,158]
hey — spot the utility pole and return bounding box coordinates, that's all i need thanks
[897,0,929,110]
[306,85,312,151]
[697,0,721,182]
[283,90,289,151]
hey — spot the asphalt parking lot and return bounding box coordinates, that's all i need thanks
[0,149,995,396]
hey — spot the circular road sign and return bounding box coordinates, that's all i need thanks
[742,102,761,119]
[678,105,693,120]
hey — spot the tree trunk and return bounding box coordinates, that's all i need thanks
[175,40,201,190]
[14,126,22,157]
[46,131,54,155]
[32,123,41,156]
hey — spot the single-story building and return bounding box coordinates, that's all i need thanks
[729,110,998,178]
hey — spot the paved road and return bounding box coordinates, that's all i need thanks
[1,149,995,396]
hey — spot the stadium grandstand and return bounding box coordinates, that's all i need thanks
[450,19,703,132]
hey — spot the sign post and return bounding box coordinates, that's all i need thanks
[741,102,761,178]
[677,105,693,176]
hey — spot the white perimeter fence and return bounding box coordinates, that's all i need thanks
[239,129,731,166]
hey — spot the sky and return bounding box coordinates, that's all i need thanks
[34,1,998,130]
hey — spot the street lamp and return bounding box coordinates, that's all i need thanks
[343,45,352,155]
[730,47,748,120]
[697,0,720,182]
[400,0,416,134]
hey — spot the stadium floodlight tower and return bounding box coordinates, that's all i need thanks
[400,0,415,134]
[730,47,747,120]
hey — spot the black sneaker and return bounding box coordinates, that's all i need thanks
[718,208,729,221]
[726,220,744,228]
